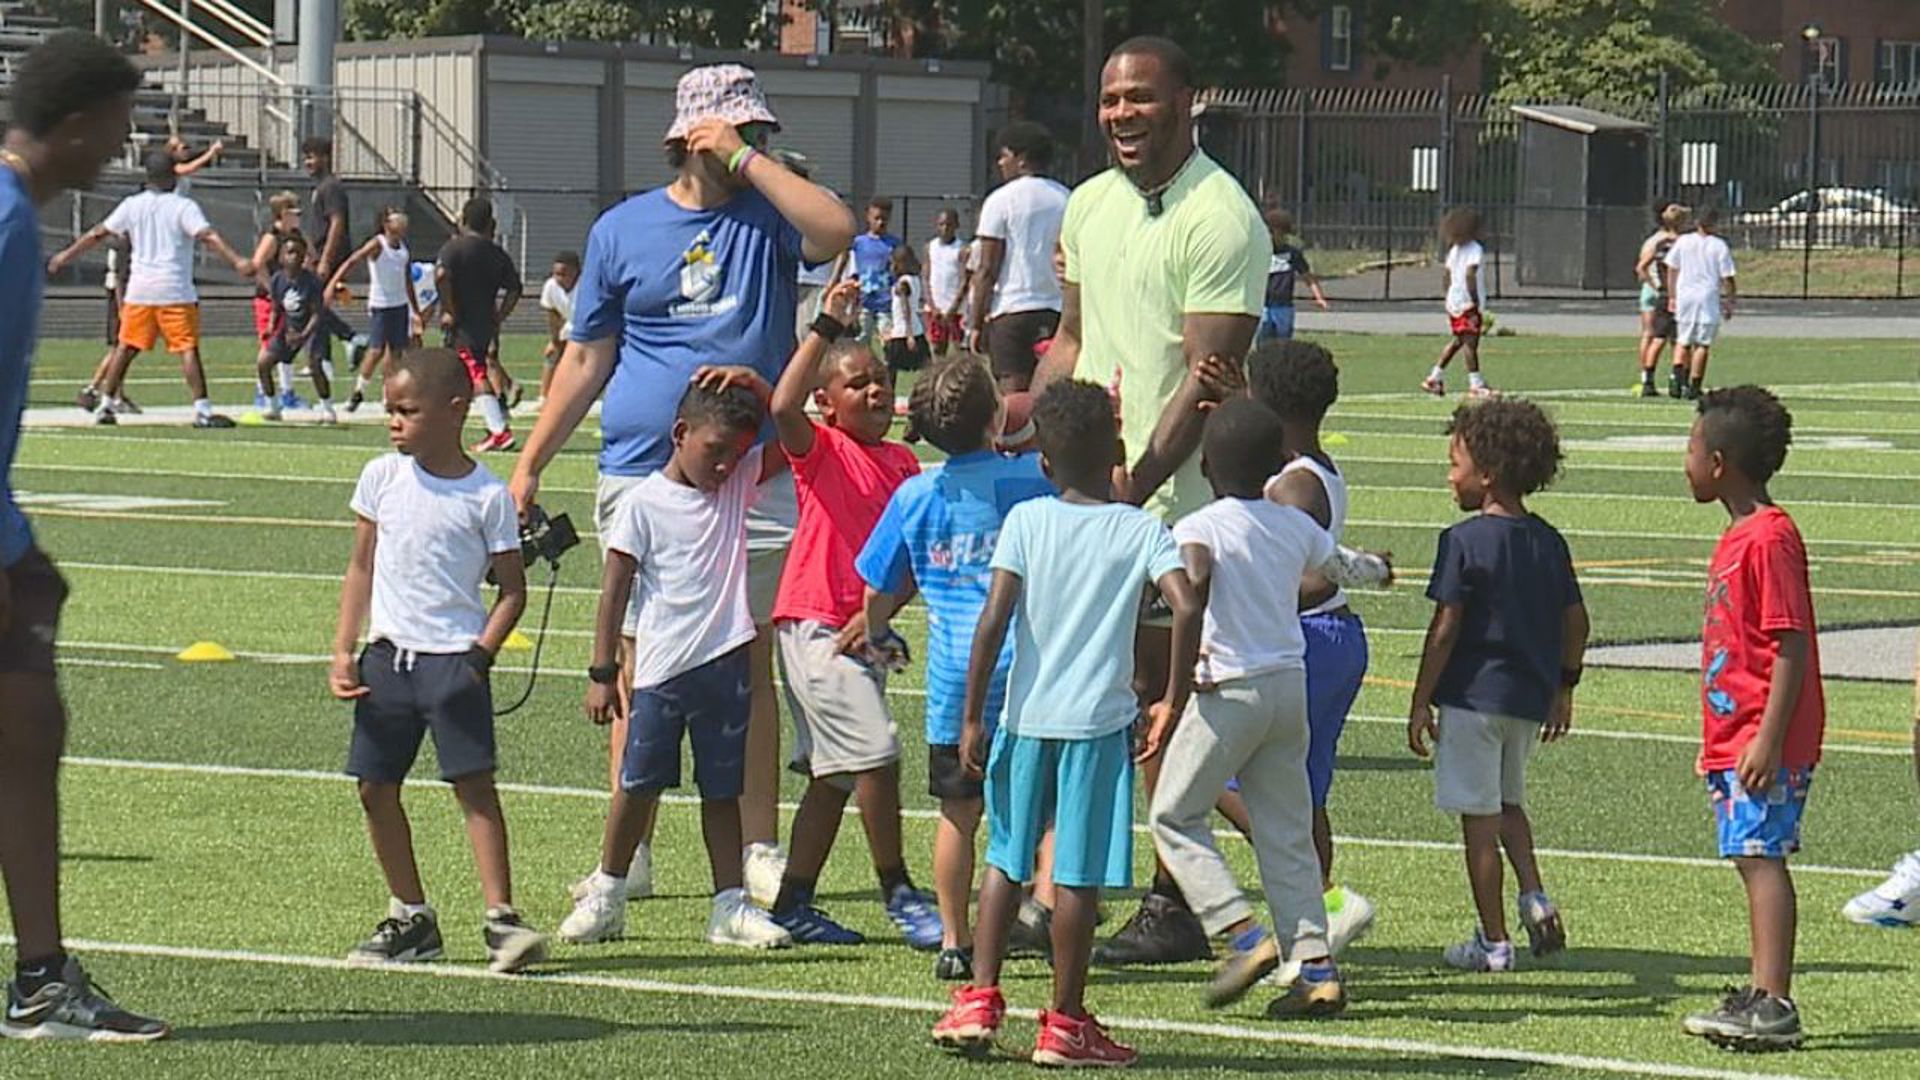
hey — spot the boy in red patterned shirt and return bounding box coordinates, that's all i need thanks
[1680,385,1824,1053]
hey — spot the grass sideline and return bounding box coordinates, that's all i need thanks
[7,330,1920,1078]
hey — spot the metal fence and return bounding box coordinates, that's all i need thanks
[1199,78,1920,300]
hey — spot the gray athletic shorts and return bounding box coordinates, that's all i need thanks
[778,619,900,781]
[1432,705,1536,817]
[596,470,794,630]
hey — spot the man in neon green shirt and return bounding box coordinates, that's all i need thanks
[1033,35,1269,972]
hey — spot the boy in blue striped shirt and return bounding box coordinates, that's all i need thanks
[859,355,1055,980]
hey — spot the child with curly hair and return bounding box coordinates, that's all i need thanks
[1408,397,1589,973]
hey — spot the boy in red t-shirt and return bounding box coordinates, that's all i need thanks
[762,280,943,949]
[1680,385,1823,1053]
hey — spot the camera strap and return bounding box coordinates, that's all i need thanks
[494,559,561,716]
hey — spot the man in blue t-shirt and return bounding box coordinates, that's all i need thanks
[0,32,171,1042]
[510,63,854,904]
[844,196,902,343]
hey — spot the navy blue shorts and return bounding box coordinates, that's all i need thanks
[621,645,752,799]
[266,328,332,365]
[346,640,496,783]
[366,305,410,351]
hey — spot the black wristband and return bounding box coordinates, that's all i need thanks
[588,662,620,685]
[810,313,846,342]
[465,645,495,675]
[1560,666,1583,689]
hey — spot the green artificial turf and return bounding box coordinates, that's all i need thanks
[5,330,1920,1078]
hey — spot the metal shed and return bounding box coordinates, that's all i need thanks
[1512,104,1651,291]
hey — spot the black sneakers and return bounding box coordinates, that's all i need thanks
[1683,985,1804,1051]
[348,910,445,965]
[934,946,974,981]
[192,414,236,429]
[346,389,365,413]
[484,909,549,974]
[1092,892,1211,967]
[1007,898,1053,961]
[2,958,170,1042]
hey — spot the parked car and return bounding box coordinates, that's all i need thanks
[1733,187,1920,249]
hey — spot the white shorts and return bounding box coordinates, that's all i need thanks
[778,619,900,781]
[597,470,795,631]
[1674,302,1720,347]
[1432,705,1537,817]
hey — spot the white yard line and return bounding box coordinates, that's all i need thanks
[57,754,1891,877]
[0,935,1826,1080]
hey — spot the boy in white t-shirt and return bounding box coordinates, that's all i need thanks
[925,209,969,358]
[536,251,580,404]
[1147,397,1389,1017]
[560,371,794,951]
[1424,207,1491,398]
[1663,208,1737,401]
[328,349,547,975]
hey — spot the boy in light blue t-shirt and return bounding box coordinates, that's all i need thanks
[931,380,1201,1069]
[859,356,1054,982]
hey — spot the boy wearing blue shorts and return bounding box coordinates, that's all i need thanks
[933,380,1201,1068]
[1408,398,1586,974]
[1255,208,1328,343]
[560,371,792,951]
[1680,387,1823,1052]
[329,349,547,975]
[859,355,1054,981]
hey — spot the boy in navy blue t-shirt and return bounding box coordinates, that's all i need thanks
[1408,398,1588,973]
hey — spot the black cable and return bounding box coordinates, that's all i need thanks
[495,559,560,716]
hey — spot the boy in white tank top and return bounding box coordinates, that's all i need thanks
[327,209,422,412]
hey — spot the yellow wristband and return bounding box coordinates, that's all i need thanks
[728,145,758,174]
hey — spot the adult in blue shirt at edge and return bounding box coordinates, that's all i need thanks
[510,64,855,895]
[0,31,172,1041]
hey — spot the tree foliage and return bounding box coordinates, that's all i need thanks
[342,0,770,47]
[1488,0,1777,102]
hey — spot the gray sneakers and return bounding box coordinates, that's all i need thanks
[2,958,169,1042]
[1683,986,1804,1051]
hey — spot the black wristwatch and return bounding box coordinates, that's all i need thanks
[1560,666,1583,689]
[588,662,620,685]
[810,312,847,342]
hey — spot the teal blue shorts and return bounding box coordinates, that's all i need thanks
[1708,766,1812,859]
[983,726,1134,889]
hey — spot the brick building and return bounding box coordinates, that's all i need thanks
[1721,0,1920,88]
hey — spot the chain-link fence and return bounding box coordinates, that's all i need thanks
[1200,78,1920,300]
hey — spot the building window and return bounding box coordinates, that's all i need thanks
[1807,36,1845,90]
[1880,41,1920,87]
[1326,5,1352,73]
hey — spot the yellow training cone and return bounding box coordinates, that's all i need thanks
[1324,432,1350,447]
[501,630,534,651]
[176,641,236,662]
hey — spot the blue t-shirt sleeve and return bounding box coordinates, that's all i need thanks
[1426,526,1471,605]
[1144,518,1183,582]
[570,213,626,344]
[856,486,914,595]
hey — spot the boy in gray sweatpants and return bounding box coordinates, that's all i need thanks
[1142,398,1388,1019]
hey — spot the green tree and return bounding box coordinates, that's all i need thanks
[1488,0,1777,102]
[1286,0,1492,76]
[343,0,769,46]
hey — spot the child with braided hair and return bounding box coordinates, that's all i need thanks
[858,354,1056,980]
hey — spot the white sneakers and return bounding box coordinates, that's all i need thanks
[1444,929,1516,972]
[557,874,627,944]
[570,844,652,906]
[1844,851,1920,927]
[707,888,793,949]
[1269,885,1376,987]
[744,842,788,908]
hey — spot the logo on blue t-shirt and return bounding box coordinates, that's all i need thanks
[673,229,733,317]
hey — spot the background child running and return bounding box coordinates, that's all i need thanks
[1149,396,1388,1018]
[1408,397,1587,974]
[1424,207,1490,398]
[329,208,420,414]
[256,234,336,423]
[327,348,547,976]
[846,196,902,345]
[1680,386,1823,1052]
[1256,208,1329,343]
[764,280,943,950]
[933,379,1201,1069]
[1247,340,1385,973]
[1634,202,1687,398]
[857,355,1055,982]
[560,372,792,952]
[885,245,931,374]
[1664,208,1737,401]
[537,250,580,403]
[244,191,304,412]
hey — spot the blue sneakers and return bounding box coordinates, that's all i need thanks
[885,885,944,951]
[771,905,865,946]
[279,389,307,411]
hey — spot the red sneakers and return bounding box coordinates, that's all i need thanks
[1032,1009,1136,1068]
[471,430,516,454]
[932,985,1004,1053]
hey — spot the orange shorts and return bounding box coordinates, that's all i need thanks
[120,303,201,354]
